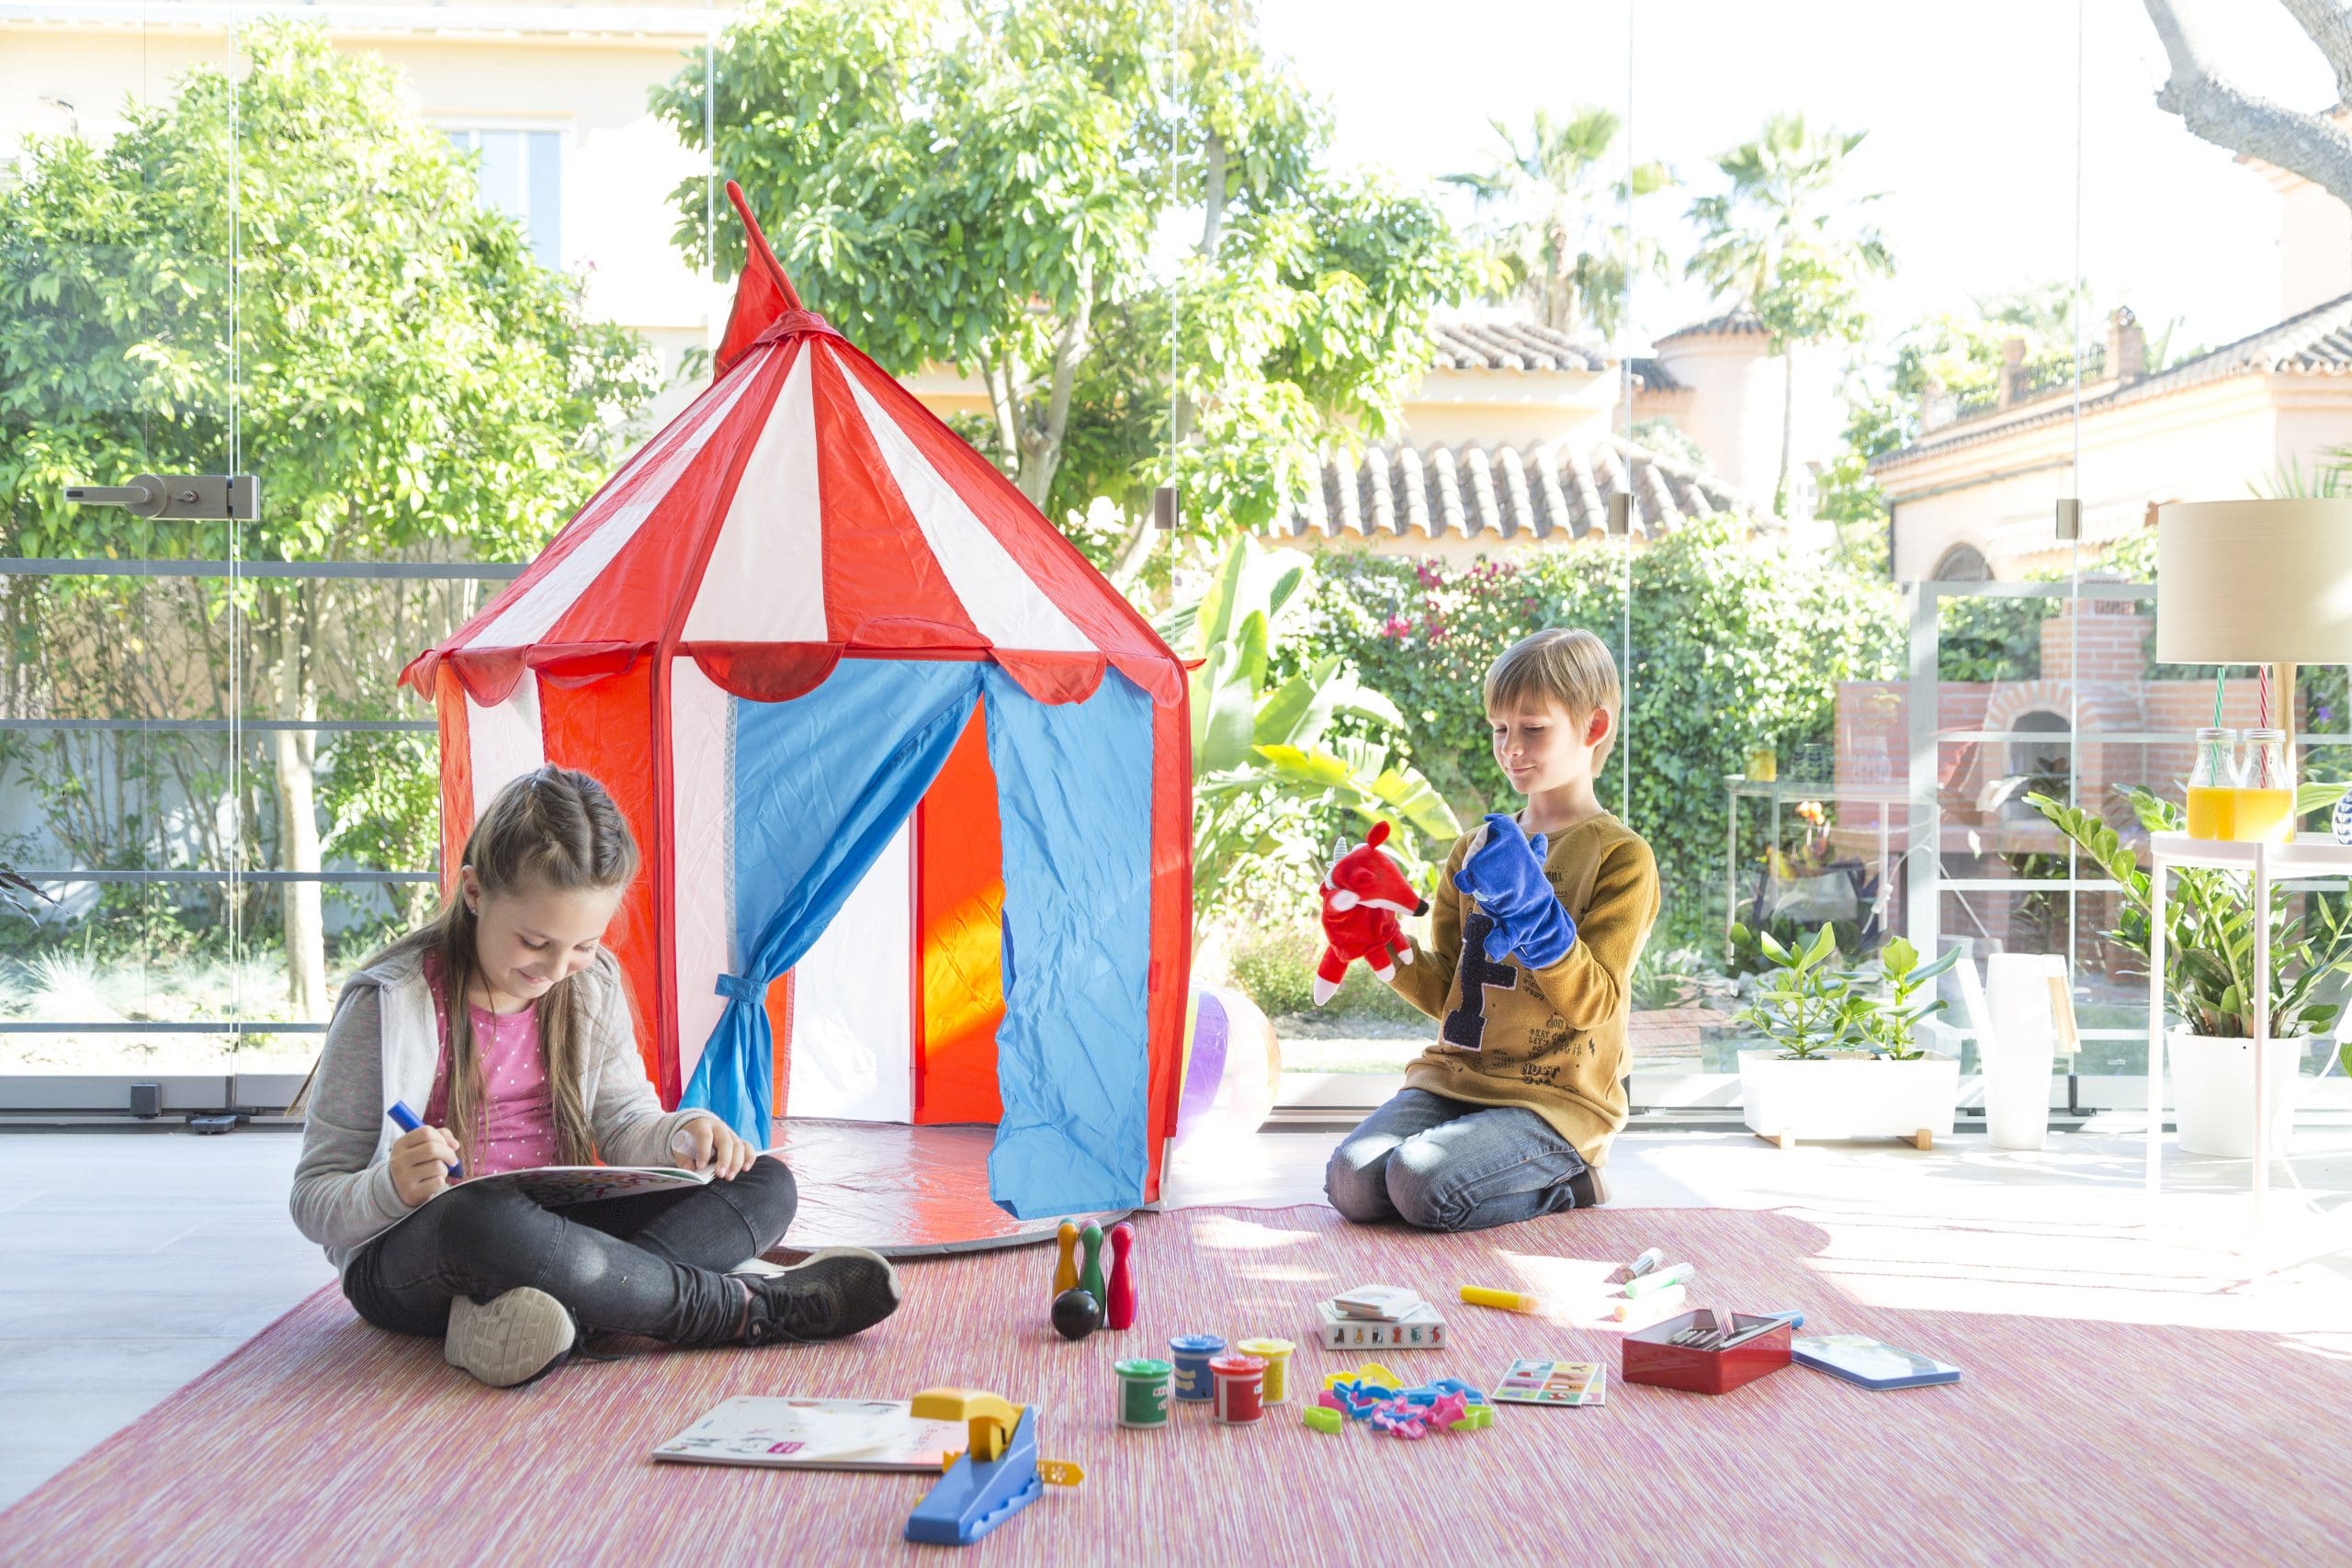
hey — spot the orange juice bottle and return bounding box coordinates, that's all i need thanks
[2185,728,2238,840]
[2231,727,2295,844]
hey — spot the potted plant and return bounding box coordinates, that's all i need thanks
[1730,925,1962,1149]
[2027,785,2352,1157]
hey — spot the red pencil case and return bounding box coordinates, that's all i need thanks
[1621,1310,1792,1395]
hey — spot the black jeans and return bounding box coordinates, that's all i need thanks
[343,1154,797,1346]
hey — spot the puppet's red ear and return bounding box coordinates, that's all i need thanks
[1367,820,1391,849]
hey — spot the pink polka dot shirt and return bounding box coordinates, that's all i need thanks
[422,953,560,1175]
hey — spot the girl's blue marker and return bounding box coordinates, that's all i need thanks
[387,1100,463,1179]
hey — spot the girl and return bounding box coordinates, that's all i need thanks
[290,766,899,1387]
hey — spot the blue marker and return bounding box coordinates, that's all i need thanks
[388,1100,463,1179]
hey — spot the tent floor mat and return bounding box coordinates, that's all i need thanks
[6,1202,2343,1565]
[766,1118,1126,1257]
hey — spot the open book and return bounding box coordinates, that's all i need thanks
[388,1163,716,1230]
[652,1397,967,1472]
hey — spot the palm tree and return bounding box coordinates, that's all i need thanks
[1686,112,1894,513]
[1444,107,1671,343]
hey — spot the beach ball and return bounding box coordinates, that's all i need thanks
[1175,985,1282,1147]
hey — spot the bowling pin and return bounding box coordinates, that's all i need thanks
[1053,1220,1080,1297]
[1106,1221,1136,1330]
[1078,1223,1106,1303]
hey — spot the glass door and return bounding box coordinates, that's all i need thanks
[1,11,253,1113]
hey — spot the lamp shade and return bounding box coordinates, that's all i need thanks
[2154,499,2352,664]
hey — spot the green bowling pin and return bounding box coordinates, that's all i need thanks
[1078,1224,1106,1303]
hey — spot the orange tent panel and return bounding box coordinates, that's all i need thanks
[914,701,1005,1124]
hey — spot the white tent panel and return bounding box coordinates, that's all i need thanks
[681,344,826,643]
[464,677,546,819]
[670,658,733,1093]
[787,818,914,1122]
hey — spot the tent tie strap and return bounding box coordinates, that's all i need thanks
[715,973,766,1004]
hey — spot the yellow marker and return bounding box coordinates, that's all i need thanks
[1459,1285,1544,1314]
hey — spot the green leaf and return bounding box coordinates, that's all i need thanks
[1251,656,1340,750]
[1912,946,1962,981]
[1233,610,1270,693]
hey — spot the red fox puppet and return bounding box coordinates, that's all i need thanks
[1314,821,1430,1006]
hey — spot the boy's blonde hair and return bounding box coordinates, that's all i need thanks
[1483,627,1623,771]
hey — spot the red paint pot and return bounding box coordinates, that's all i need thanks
[1209,1353,1267,1425]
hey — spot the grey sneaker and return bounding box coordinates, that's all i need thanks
[741,1247,901,1344]
[446,1287,576,1387]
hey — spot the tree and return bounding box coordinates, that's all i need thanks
[2143,0,2352,211]
[0,21,658,1012]
[1686,113,1894,514]
[654,0,1480,584]
[1442,107,1673,342]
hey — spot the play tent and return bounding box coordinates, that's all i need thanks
[401,186,1193,1217]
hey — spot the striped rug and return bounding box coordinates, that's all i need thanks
[5,1204,2342,1565]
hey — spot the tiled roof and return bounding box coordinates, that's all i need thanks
[1266,435,1751,544]
[1876,288,2352,470]
[1628,356,1686,393]
[1429,319,1608,372]
[1657,308,1769,343]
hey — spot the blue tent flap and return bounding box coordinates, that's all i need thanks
[980,665,1155,1218]
[682,660,984,1145]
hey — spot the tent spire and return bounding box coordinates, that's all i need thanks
[713,179,805,378]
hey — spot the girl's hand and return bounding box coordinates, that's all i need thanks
[671,1116,755,1180]
[389,1123,461,1208]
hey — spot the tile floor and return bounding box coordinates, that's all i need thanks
[5,1116,2349,1509]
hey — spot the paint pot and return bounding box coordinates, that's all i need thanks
[1114,1358,1173,1429]
[1169,1334,1225,1401]
[1209,1353,1267,1426]
[1235,1337,1296,1404]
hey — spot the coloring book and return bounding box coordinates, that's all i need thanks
[386,1164,716,1231]
[652,1397,967,1472]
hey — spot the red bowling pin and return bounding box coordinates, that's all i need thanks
[1105,1221,1136,1330]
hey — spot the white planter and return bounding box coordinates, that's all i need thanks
[1983,954,2061,1150]
[1738,1049,1960,1144]
[2168,1029,2301,1158]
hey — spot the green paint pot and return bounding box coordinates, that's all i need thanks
[1114,1358,1173,1428]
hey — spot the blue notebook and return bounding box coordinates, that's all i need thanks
[1792,1335,1962,1391]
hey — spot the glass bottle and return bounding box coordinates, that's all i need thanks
[2185,728,2238,841]
[2233,727,2295,844]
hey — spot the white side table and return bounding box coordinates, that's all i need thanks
[2144,830,2345,1228]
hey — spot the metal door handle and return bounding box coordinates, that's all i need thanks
[62,474,258,521]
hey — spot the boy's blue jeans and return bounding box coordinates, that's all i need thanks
[1324,1088,1589,1233]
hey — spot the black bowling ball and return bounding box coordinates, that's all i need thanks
[1051,1288,1102,1342]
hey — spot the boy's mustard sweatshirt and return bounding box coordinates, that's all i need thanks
[1387,812,1661,1168]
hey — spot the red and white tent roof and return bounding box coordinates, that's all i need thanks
[403,186,1181,712]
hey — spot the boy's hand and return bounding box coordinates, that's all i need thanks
[1453,813,1577,967]
[1453,814,1552,919]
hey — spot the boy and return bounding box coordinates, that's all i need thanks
[1323,627,1660,1232]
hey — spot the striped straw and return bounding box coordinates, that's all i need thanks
[2213,671,2224,729]
[2259,663,2270,730]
